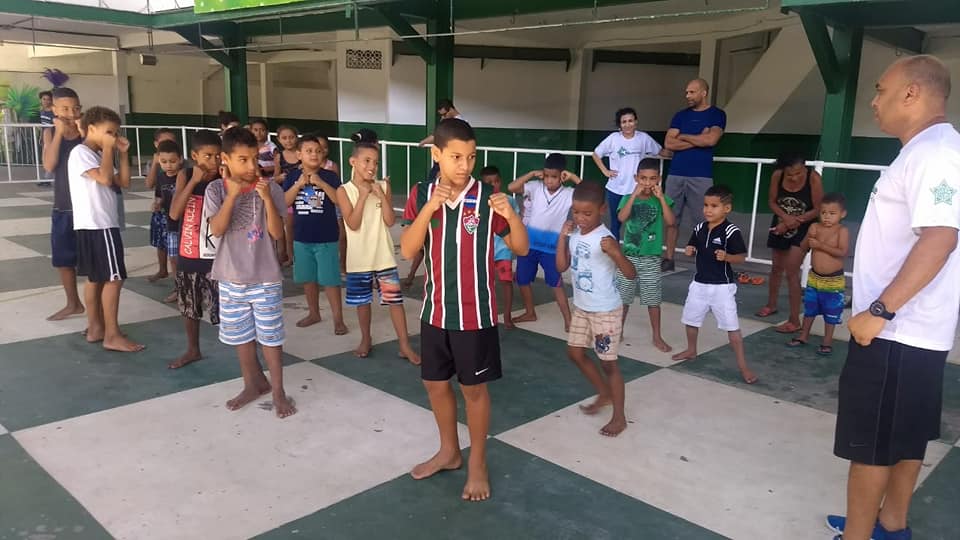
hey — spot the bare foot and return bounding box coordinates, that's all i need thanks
[334,321,349,335]
[600,417,628,437]
[502,318,515,330]
[84,326,105,343]
[512,311,537,324]
[411,450,462,480]
[564,321,570,333]
[653,338,673,353]
[741,369,759,385]
[163,291,177,304]
[168,351,201,369]
[47,304,84,321]
[671,349,697,362]
[579,396,611,415]
[296,313,322,328]
[354,337,372,358]
[226,382,271,411]
[401,276,415,289]
[462,463,491,502]
[400,344,422,366]
[103,335,145,353]
[273,392,297,418]
[147,271,168,283]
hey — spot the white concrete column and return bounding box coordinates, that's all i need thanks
[699,38,718,93]
[568,48,589,131]
[259,63,269,118]
[111,51,130,117]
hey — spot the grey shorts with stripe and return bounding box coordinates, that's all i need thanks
[617,255,661,306]
[665,175,712,226]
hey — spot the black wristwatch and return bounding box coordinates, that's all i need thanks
[869,300,896,321]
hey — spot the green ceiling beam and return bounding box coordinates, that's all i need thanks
[377,5,432,61]
[236,8,389,37]
[0,0,151,27]
[799,10,843,93]
[393,42,573,69]
[783,0,960,26]
[592,49,700,70]
[151,0,376,29]
[173,27,232,67]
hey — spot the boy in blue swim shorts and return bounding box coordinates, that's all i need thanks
[787,193,850,355]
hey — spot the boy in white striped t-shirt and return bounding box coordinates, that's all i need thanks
[671,185,757,384]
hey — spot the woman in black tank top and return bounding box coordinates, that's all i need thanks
[755,151,823,333]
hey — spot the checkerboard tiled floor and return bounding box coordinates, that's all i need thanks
[1,182,957,540]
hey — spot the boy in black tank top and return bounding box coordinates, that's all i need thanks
[167,131,223,369]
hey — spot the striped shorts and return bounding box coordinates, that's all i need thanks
[616,255,662,306]
[217,281,285,347]
[345,268,403,307]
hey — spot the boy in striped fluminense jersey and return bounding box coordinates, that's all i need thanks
[400,118,529,502]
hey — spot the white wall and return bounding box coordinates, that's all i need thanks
[336,36,391,124]
[580,62,698,132]
[388,55,425,125]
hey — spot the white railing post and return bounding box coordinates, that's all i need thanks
[3,125,12,183]
[512,152,518,184]
[747,161,762,261]
[32,126,41,182]
[380,140,388,181]
[405,145,411,196]
[339,140,344,181]
[483,149,488,167]
[135,127,143,178]
[181,126,188,159]
[580,155,585,179]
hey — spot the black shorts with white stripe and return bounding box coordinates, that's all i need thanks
[76,228,127,283]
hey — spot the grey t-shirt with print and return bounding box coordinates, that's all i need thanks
[203,179,285,284]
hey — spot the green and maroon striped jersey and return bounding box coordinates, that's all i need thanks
[404,178,511,330]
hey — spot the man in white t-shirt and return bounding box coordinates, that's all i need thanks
[68,106,144,353]
[827,55,960,540]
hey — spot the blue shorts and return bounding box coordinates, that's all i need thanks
[803,270,845,326]
[218,281,285,347]
[166,231,180,258]
[515,249,562,287]
[346,268,403,306]
[50,210,77,268]
[293,241,341,286]
[149,212,167,250]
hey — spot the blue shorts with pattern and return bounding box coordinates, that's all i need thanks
[803,270,845,326]
[218,281,285,347]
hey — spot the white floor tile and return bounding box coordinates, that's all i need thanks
[281,294,423,361]
[0,197,51,208]
[127,191,157,199]
[0,285,177,345]
[0,238,45,261]
[0,422,7,436]
[14,363,469,540]
[498,369,951,540]
[122,198,154,213]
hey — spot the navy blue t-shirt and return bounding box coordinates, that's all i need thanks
[668,106,726,178]
[283,168,341,244]
[687,219,746,284]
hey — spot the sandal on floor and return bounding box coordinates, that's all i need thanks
[755,306,778,318]
[775,322,801,333]
[786,338,807,348]
[816,345,833,356]
[750,276,766,285]
[737,272,751,284]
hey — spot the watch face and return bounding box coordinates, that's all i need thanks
[870,302,883,316]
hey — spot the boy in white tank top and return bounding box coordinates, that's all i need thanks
[556,181,637,437]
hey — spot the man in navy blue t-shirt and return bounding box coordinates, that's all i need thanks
[282,135,348,334]
[662,78,727,272]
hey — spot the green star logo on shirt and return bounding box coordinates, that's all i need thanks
[931,180,957,205]
[617,146,629,158]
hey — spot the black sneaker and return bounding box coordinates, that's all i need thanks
[661,258,675,272]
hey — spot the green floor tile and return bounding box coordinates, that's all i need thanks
[0,316,303,432]
[0,204,53,220]
[0,435,112,540]
[124,211,152,228]
[401,276,573,315]
[911,447,960,539]
[255,439,722,540]
[314,328,660,435]
[123,275,178,304]
[0,256,60,293]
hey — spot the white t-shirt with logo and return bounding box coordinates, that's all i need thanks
[853,123,960,351]
[68,144,120,230]
[522,181,573,253]
[594,131,663,195]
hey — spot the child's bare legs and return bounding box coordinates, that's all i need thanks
[513,285,537,323]
[412,380,463,479]
[83,281,105,342]
[282,214,294,266]
[568,345,611,414]
[671,325,699,361]
[460,383,492,501]
[100,281,144,352]
[554,285,572,332]
[170,317,202,369]
[793,316,816,344]
[402,250,424,288]
[148,248,168,282]
[761,249,785,314]
[263,344,296,418]
[390,304,421,365]
[163,257,178,303]
[648,305,672,352]
[325,286,348,335]
[620,305,631,342]
[226,341,271,410]
[823,322,836,348]
[729,330,757,384]
[783,246,805,327]
[354,304,372,357]
[500,280,515,329]
[338,219,347,274]
[599,360,627,437]
[298,282,323,328]
[47,267,84,320]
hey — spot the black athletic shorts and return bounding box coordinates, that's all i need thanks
[420,322,502,386]
[76,228,127,283]
[834,338,946,466]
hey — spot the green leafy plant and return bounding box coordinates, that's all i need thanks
[3,84,41,121]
